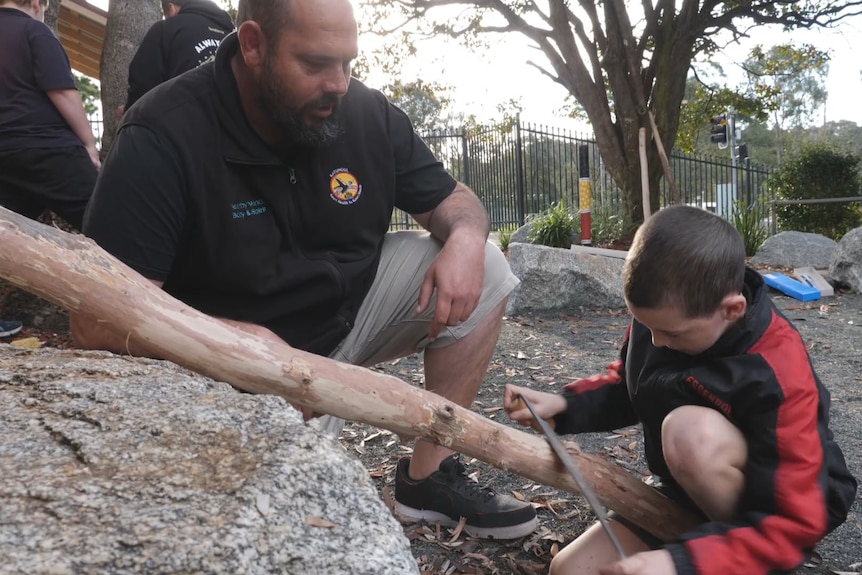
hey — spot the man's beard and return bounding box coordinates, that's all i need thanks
[258,57,345,148]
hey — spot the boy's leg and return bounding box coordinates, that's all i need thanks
[549,519,650,575]
[328,230,536,539]
[661,405,748,521]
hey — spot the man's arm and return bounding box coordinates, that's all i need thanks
[411,182,490,340]
[46,89,100,169]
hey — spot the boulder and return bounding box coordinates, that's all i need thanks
[506,243,625,314]
[829,227,862,292]
[0,347,416,575]
[509,223,533,245]
[751,231,838,269]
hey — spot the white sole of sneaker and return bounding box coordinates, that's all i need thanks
[393,502,538,540]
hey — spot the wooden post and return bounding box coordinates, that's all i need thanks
[0,208,701,542]
[639,128,652,221]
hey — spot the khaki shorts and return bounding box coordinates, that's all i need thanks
[329,230,520,367]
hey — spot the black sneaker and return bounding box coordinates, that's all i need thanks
[0,320,23,338]
[394,454,537,539]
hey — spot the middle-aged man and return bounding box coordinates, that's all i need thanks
[76,0,538,540]
[125,0,234,111]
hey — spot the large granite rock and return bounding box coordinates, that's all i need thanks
[0,347,416,575]
[506,243,625,314]
[751,231,838,268]
[829,226,862,291]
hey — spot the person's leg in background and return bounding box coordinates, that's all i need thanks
[328,230,537,539]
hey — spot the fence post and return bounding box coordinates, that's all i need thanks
[514,117,526,226]
[578,144,592,245]
[460,128,471,187]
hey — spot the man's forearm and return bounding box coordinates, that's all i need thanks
[46,89,97,149]
[413,182,490,242]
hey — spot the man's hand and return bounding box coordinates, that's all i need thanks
[86,144,101,170]
[599,550,677,575]
[416,229,485,340]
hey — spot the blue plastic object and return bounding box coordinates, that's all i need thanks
[762,272,821,301]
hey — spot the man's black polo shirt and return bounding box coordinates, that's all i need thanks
[85,33,456,356]
[0,7,81,150]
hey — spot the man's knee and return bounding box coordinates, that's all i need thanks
[662,405,747,480]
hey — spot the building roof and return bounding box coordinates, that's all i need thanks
[58,0,107,79]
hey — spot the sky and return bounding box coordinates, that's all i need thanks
[85,0,862,129]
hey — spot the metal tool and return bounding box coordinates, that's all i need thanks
[517,395,627,559]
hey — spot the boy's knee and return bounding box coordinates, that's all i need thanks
[662,405,746,478]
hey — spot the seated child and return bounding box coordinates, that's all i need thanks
[505,205,857,575]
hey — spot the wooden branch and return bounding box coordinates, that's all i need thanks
[0,208,701,542]
[639,127,652,221]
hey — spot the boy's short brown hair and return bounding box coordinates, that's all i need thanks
[624,205,746,317]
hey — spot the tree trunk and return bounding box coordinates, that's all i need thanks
[44,0,60,34]
[99,0,161,154]
[0,207,702,543]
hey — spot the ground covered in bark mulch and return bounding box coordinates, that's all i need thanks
[1,280,860,575]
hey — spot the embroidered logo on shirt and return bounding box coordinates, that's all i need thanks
[329,169,361,205]
[231,199,268,219]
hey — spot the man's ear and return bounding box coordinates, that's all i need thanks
[166,2,181,17]
[237,21,268,69]
[32,0,45,21]
[721,292,747,323]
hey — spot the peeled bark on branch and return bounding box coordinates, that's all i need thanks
[0,207,701,542]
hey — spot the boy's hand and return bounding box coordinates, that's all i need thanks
[503,384,566,427]
[599,550,676,575]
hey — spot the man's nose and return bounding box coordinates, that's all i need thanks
[324,67,350,96]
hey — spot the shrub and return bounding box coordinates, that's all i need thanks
[730,200,770,256]
[769,143,862,240]
[496,224,518,252]
[528,200,578,248]
[589,203,629,245]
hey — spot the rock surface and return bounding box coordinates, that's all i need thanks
[829,226,862,292]
[506,243,625,314]
[751,231,838,268]
[0,348,416,575]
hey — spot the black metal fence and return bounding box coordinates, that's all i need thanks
[391,121,777,231]
[89,114,776,231]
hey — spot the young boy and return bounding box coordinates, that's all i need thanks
[505,205,857,575]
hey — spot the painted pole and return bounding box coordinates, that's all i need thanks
[578,144,592,245]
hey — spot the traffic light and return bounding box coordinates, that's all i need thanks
[710,114,728,145]
[736,143,749,161]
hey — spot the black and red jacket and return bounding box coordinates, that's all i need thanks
[555,268,857,575]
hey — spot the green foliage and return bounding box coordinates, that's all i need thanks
[528,200,578,249]
[769,143,862,240]
[496,224,518,252]
[743,43,830,130]
[73,73,100,116]
[590,203,629,245]
[381,79,452,132]
[678,78,768,153]
[730,200,770,256]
